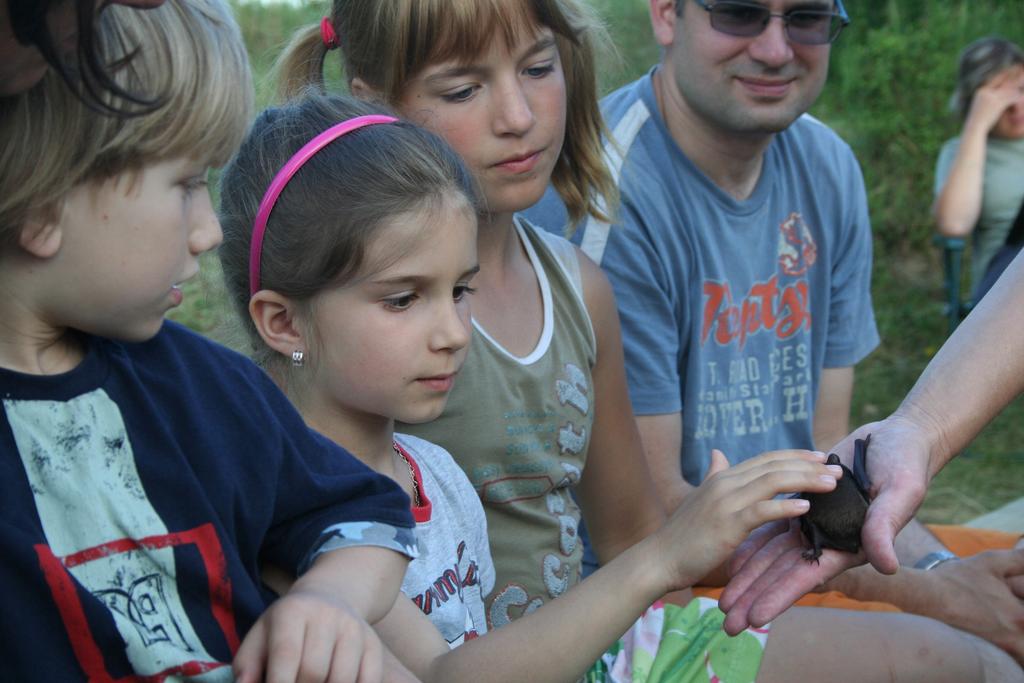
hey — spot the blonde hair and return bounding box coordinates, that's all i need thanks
[0,0,254,245]
[276,0,616,227]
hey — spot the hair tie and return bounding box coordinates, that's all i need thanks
[249,114,399,296]
[320,17,340,50]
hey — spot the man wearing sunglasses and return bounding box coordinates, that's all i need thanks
[597,0,869,490]
[528,0,1024,667]
[533,0,871,525]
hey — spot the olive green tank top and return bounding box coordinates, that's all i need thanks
[401,218,596,629]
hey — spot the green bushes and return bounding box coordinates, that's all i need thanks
[820,0,1024,253]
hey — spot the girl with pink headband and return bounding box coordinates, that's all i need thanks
[217,92,845,681]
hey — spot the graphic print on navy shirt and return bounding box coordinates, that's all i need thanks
[695,212,817,444]
[7,389,236,682]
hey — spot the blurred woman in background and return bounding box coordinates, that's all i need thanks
[934,36,1024,300]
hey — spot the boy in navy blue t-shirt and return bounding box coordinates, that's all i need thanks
[0,2,416,680]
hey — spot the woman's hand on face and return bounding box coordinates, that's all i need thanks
[650,448,840,594]
[966,65,1024,134]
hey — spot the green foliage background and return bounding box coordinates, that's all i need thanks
[179,0,1024,523]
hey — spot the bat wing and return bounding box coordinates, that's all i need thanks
[852,434,872,499]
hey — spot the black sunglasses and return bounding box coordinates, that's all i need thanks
[693,0,850,46]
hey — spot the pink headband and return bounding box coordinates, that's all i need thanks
[249,114,399,296]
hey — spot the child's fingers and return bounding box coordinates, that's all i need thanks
[313,616,373,683]
[294,622,335,683]
[725,449,828,474]
[738,496,811,530]
[709,449,831,487]
[699,451,834,498]
[704,448,730,481]
[264,622,303,683]
[322,628,362,683]
[233,619,268,683]
[352,630,383,683]
[719,461,840,503]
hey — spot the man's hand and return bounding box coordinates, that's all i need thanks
[718,518,863,635]
[843,419,935,574]
[915,550,1024,666]
[718,417,941,632]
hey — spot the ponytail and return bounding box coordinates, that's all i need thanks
[272,0,616,226]
[275,23,329,103]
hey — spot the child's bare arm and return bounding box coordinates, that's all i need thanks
[378,450,839,683]
[234,545,409,683]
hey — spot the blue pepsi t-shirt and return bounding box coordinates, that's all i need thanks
[0,321,416,681]
[526,71,879,484]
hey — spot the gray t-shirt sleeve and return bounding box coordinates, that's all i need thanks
[597,196,685,415]
[934,137,960,197]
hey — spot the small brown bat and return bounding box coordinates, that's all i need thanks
[797,434,872,562]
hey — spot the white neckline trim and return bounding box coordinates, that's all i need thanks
[471,219,554,365]
[580,97,651,265]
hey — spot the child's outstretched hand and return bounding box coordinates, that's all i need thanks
[233,584,385,683]
[650,448,841,594]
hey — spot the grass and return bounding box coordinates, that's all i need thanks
[173,0,1024,526]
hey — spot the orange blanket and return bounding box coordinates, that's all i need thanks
[693,525,1021,612]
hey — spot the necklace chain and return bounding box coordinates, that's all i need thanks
[392,442,421,507]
